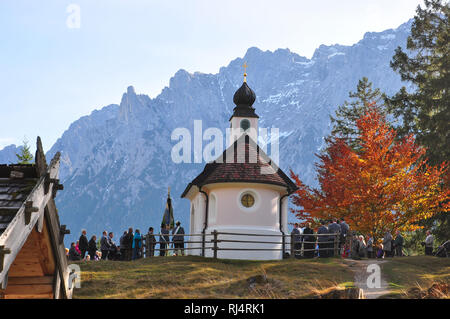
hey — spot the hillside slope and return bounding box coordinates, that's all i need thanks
[72,256,449,299]
[73,256,353,299]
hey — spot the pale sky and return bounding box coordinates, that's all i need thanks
[0,0,424,151]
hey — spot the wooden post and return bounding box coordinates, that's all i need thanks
[51,182,64,199]
[59,225,70,244]
[334,234,339,257]
[35,136,48,177]
[0,246,11,272]
[24,201,39,225]
[44,173,51,195]
[213,230,218,259]
[142,236,146,258]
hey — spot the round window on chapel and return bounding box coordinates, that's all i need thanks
[241,193,255,208]
[240,119,251,131]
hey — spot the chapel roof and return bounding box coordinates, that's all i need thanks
[181,134,298,197]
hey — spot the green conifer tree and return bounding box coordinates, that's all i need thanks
[387,0,449,166]
[386,0,449,244]
[16,138,34,164]
[330,77,384,150]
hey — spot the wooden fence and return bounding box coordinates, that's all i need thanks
[138,231,344,259]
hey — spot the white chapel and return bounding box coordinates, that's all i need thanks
[181,70,297,260]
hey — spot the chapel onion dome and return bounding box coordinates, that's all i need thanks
[230,80,259,120]
[233,82,256,106]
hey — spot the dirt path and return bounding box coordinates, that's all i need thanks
[343,259,390,299]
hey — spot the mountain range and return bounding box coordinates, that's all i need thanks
[0,19,413,244]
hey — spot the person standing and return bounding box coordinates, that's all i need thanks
[172,221,185,256]
[393,231,404,257]
[424,231,434,256]
[146,227,157,257]
[358,235,367,258]
[327,218,341,257]
[291,223,301,258]
[349,232,358,259]
[125,228,134,261]
[302,223,315,258]
[339,218,349,238]
[366,235,374,258]
[88,235,97,261]
[78,229,89,259]
[382,231,393,258]
[132,229,143,260]
[108,232,118,260]
[100,231,110,260]
[317,220,329,258]
[160,224,170,256]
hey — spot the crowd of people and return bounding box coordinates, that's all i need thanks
[67,221,186,261]
[348,230,405,259]
[290,218,349,258]
[66,217,440,261]
[290,218,437,259]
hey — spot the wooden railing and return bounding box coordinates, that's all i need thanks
[134,231,344,259]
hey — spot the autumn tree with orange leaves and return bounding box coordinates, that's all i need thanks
[290,105,449,242]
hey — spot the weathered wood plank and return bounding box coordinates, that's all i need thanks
[35,221,56,275]
[8,276,53,285]
[53,270,61,300]
[9,171,24,179]
[45,198,72,299]
[4,292,54,299]
[35,137,48,178]
[5,283,53,299]
[8,261,45,277]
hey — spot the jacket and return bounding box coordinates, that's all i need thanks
[393,234,404,247]
[367,238,374,252]
[291,228,301,243]
[108,237,116,250]
[132,233,142,249]
[146,233,157,248]
[79,234,89,251]
[328,223,341,240]
[160,228,170,244]
[383,232,392,251]
[425,234,434,247]
[340,222,349,236]
[100,235,110,251]
[88,238,97,253]
[172,226,185,243]
[68,246,81,261]
[124,232,134,249]
[317,225,329,242]
[302,227,315,243]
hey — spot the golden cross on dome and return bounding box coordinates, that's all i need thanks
[242,62,248,82]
